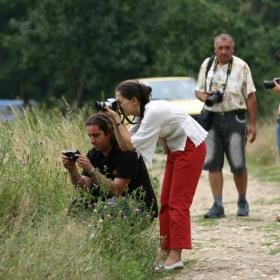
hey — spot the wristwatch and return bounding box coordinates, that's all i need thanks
[89,167,98,176]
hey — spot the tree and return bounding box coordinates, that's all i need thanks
[6,0,164,107]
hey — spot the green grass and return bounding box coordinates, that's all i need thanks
[269,248,280,255]
[1,108,280,279]
[0,107,161,280]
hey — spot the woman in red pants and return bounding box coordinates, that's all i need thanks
[105,81,207,270]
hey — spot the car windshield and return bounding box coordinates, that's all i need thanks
[144,80,196,100]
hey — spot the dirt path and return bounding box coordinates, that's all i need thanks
[150,153,280,280]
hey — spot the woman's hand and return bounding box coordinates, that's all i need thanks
[103,107,121,123]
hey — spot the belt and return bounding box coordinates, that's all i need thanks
[212,109,246,116]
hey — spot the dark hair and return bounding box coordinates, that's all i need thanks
[115,81,152,119]
[86,113,118,147]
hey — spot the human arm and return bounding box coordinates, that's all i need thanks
[61,151,92,189]
[62,152,131,196]
[195,90,212,103]
[75,154,131,196]
[245,92,257,143]
[272,80,280,93]
[104,108,135,152]
[158,137,169,154]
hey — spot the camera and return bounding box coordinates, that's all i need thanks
[205,90,223,107]
[64,149,80,162]
[263,78,280,90]
[95,98,118,112]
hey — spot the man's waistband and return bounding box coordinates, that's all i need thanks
[212,109,246,116]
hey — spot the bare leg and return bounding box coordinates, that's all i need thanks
[156,248,170,261]
[209,170,223,196]
[233,171,248,194]
[165,249,182,266]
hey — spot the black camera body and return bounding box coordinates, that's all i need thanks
[263,77,280,90]
[95,98,118,112]
[64,149,80,162]
[205,90,223,107]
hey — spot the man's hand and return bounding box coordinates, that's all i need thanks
[247,124,257,143]
[272,80,280,94]
[75,154,93,173]
[195,90,212,103]
[61,151,76,170]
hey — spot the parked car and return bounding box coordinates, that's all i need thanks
[122,77,204,121]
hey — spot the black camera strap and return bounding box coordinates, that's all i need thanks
[117,103,141,125]
[208,57,233,95]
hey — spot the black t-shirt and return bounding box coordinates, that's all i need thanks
[81,146,158,217]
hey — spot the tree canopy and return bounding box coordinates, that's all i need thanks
[1,0,280,115]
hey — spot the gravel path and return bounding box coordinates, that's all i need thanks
[150,153,280,280]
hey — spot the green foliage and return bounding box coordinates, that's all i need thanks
[1,0,280,114]
[0,108,160,279]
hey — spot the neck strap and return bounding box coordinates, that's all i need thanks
[208,57,233,94]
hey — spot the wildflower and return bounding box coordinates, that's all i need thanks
[82,221,87,224]
[39,140,43,144]
[88,204,93,207]
[99,219,103,222]
[135,208,140,212]
[5,118,9,123]
[122,215,127,219]
[108,201,113,205]
[22,161,27,165]
[107,214,112,218]
[13,179,18,183]
[93,209,97,212]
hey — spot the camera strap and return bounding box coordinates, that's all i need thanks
[207,57,233,95]
[118,104,141,125]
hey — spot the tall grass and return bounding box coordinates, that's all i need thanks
[246,121,279,165]
[1,105,279,279]
[0,107,160,280]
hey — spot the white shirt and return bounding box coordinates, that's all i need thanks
[129,100,207,163]
[195,55,256,112]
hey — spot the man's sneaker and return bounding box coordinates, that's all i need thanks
[237,200,249,216]
[204,203,225,218]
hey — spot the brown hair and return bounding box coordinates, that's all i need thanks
[86,113,118,147]
[115,81,152,118]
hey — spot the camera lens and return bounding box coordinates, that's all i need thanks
[263,81,275,90]
[95,101,110,111]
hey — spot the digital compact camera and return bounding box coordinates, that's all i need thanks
[64,149,80,162]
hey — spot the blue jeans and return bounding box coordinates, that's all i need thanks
[276,123,280,159]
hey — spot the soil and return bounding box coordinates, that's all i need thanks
[150,153,280,280]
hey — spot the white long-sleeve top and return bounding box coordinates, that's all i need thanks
[129,100,208,163]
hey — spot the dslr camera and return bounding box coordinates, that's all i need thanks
[263,78,280,90]
[205,90,223,107]
[64,149,80,162]
[95,98,118,112]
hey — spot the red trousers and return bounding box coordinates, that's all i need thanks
[159,139,206,249]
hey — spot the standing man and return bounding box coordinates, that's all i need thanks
[195,34,257,218]
[61,113,158,219]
